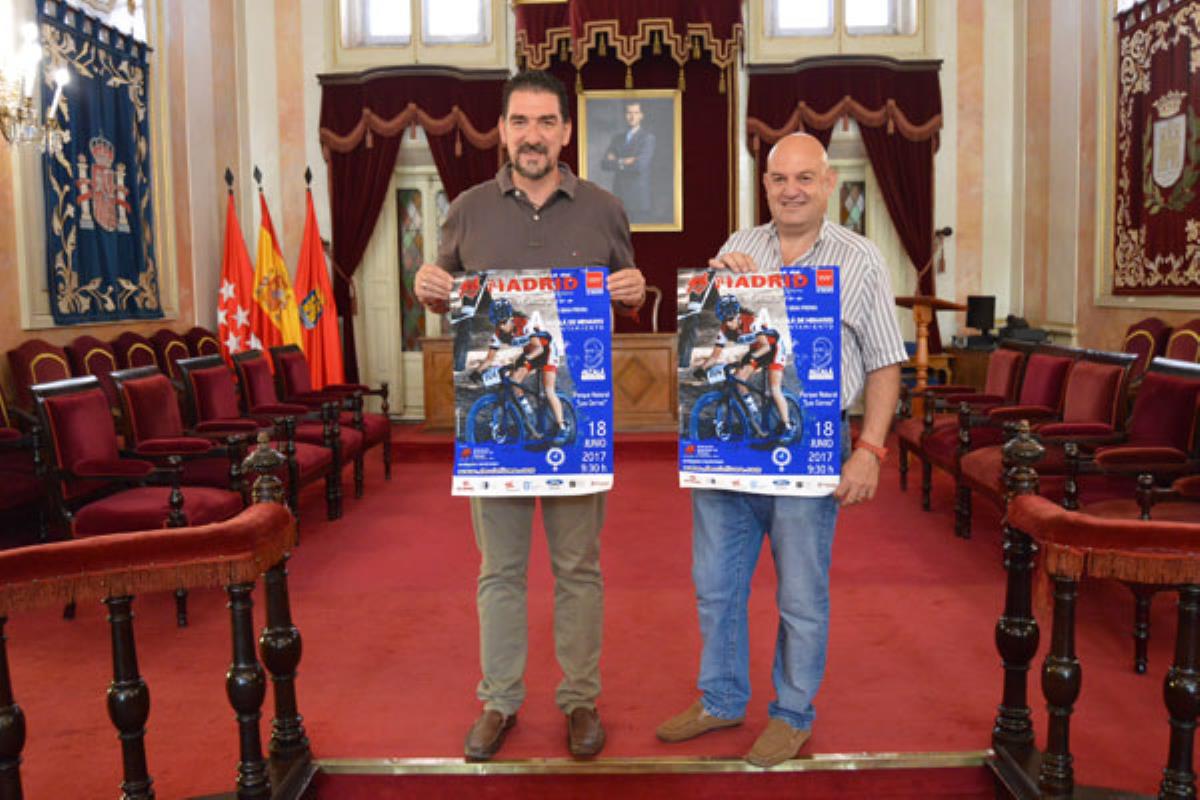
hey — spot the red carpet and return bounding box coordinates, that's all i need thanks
[4,425,1176,797]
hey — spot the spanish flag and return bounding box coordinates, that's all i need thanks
[294,187,345,387]
[252,190,303,350]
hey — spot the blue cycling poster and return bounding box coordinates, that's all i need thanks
[451,267,614,496]
[677,267,842,496]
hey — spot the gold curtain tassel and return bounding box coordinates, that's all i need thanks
[576,71,583,94]
[410,123,419,139]
[888,117,895,135]
[719,69,726,94]
[366,129,373,149]
[625,64,633,89]
[692,38,701,59]
[678,65,686,92]
[653,31,662,55]
[599,35,607,57]
[455,130,462,157]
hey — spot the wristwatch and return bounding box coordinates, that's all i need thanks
[854,439,888,463]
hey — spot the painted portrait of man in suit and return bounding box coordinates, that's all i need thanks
[579,90,682,231]
[601,102,656,220]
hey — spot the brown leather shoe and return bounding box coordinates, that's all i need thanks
[655,699,744,743]
[744,718,811,768]
[464,710,516,761]
[566,707,606,758]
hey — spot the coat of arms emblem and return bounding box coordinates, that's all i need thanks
[1153,90,1188,188]
[76,135,132,233]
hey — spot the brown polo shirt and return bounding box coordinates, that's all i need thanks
[436,163,635,275]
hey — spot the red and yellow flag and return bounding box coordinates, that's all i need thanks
[252,191,302,351]
[217,191,256,360]
[295,188,344,388]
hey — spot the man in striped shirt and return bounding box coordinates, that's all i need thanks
[656,133,906,767]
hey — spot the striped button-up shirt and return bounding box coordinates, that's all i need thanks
[716,219,908,409]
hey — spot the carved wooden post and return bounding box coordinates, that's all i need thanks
[993,421,1043,753]
[920,393,935,510]
[166,456,190,628]
[0,618,25,800]
[242,434,309,762]
[104,596,154,800]
[1061,442,1080,510]
[379,382,392,479]
[260,558,308,763]
[1161,585,1200,800]
[242,433,287,507]
[350,394,365,498]
[955,400,973,539]
[226,583,269,800]
[1038,576,1081,795]
[321,402,342,520]
[282,417,299,515]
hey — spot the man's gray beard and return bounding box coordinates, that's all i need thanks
[513,157,553,181]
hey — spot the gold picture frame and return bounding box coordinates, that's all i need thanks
[577,89,683,233]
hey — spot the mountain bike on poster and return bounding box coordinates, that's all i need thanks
[688,363,803,447]
[464,365,577,448]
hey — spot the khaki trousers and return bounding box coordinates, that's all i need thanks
[469,492,606,715]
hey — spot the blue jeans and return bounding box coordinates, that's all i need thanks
[690,466,844,730]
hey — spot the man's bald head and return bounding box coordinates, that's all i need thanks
[762,132,837,237]
[766,133,829,171]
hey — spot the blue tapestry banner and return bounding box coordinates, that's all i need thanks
[451,268,614,497]
[677,266,842,496]
[39,0,161,324]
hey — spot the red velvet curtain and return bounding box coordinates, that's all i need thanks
[318,68,506,379]
[1113,2,1200,296]
[747,58,944,350]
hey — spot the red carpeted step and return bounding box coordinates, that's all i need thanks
[311,765,996,799]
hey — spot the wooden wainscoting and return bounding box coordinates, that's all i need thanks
[421,334,678,433]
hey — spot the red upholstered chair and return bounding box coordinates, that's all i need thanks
[232,350,364,502]
[1165,319,1200,364]
[957,349,1138,538]
[111,366,248,493]
[1045,358,1200,672]
[176,355,338,519]
[1123,316,1173,381]
[270,344,392,481]
[32,376,244,625]
[149,328,192,381]
[184,326,221,358]
[0,386,48,544]
[914,344,1080,524]
[7,339,71,411]
[897,340,1029,496]
[64,334,121,409]
[112,331,159,371]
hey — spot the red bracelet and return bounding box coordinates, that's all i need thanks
[854,439,888,463]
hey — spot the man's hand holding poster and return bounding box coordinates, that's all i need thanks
[677,266,842,496]
[452,267,614,497]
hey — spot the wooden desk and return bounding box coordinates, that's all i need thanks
[421,334,679,433]
[902,352,953,385]
[944,346,991,391]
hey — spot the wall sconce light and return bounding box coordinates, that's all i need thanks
[0,22,69,155]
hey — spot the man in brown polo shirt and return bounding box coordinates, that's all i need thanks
[415,70,646,762]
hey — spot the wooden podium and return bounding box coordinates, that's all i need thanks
[895,295,966,397]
